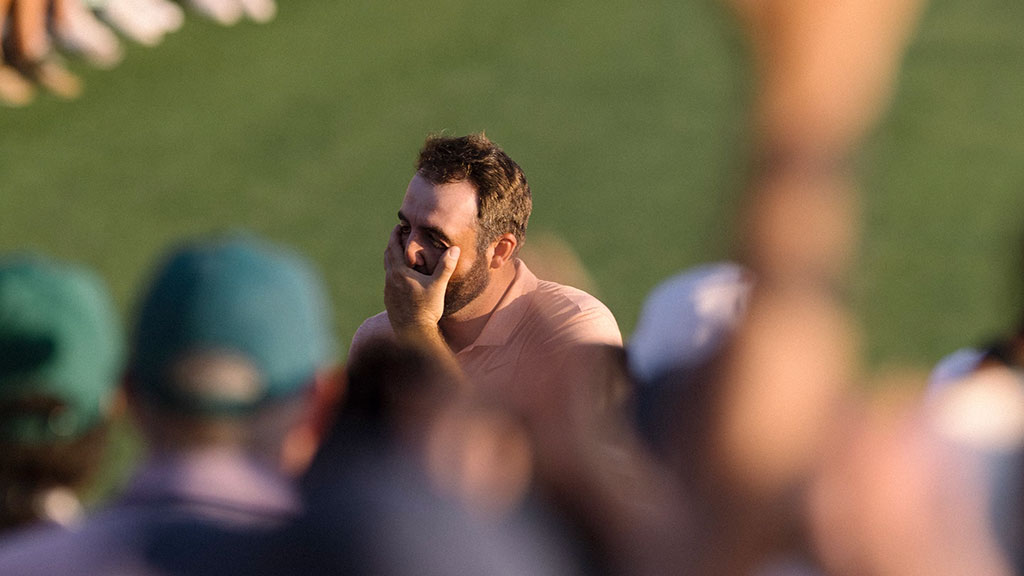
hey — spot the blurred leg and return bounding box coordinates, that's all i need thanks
[11,0,83,99]
[185,0,243,26]
[681,1,929,574]
[10,0,50,63]
[237,0,275,23]
[0,0,38,106]
[51,0,123,68]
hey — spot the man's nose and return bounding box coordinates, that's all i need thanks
[404,235,426,269]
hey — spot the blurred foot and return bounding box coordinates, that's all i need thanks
[147,0,185,32]
[238,0,276,23]
[186,0,243,26]
[98,0,184,46]
[53,0,124,69]
[0,66,36,107]
[29,58,83,100]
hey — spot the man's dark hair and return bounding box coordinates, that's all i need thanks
[338,337,459,431]
[416,133,532,252]
[0,396,109,532]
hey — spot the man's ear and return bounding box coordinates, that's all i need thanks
[309,365,346,439]
[281,365,346,476]
[121,369,141,412]
[489,233,518,268]
[120,369,155,434]
[107,387,128,420]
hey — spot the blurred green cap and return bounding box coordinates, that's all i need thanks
[129,233,336,414]
[0,255,124,444]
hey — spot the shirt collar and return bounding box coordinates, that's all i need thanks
[458,259,537,352]
[121,448,299,518]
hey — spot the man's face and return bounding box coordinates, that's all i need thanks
[398,174,491,317]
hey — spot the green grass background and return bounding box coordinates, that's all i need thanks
[1,0,1022,497]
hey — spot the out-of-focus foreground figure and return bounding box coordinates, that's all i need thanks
[0,255,123,533]
[0,0,274,107]
[926,265,1024,573]
[665,0,1015,574]
[0,233,341,575]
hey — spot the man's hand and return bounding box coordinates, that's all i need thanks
[383,224,460,337]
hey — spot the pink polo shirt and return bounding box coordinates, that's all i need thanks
[349,259,622,410]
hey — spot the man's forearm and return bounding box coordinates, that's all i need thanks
[392,322,466,388]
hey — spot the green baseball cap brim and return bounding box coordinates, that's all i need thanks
[0,254,124,444]
[129,233,336,414]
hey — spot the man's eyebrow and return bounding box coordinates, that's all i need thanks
[396,211,453,245]
[426,226,453,246]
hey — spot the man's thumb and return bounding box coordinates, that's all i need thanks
[435,246,460,282]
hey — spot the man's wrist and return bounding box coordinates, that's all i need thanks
[391,319,445,347]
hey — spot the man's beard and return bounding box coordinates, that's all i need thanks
[442,249,490,317]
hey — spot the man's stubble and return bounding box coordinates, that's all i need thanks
[442,247,490,317]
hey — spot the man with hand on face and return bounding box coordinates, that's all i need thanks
[350,133,622,416]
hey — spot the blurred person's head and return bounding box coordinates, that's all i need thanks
[309,337,532,520]
[627,262,751,453]
[330,336,463,449]
[296,337,556,576]
[125,233,339,475]
[808,386,1015,576]
[0,255,123,531]
[976,304,1024,372]
[924,363,1024,573]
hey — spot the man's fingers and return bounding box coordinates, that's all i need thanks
[433,246,460,284]
[384,225,403,271]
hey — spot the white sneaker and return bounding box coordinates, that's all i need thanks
[0,66,36,107]
[186,0,244,26]
[238,0,276,23]
[146,0,185,33]
[53,0,124,68]
[99,0,170,46]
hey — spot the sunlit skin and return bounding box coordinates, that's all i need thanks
[398,176,489,318]
[388,173,518,353]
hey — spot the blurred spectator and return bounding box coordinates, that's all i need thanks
[926,298,1024,571]
[929,320,1024,393]
[90,0,184,47]
[655,1,989,574]
[183,0,275,26]
[627,262,751,453]
[522,341,694,576]
[51,0,123,69]
[0,254,123,533]
[0,233,341,574]
[0,0,273,107]
[287,336,576,576]
[0,0,83,103]
[808,384,1015,576]
[0,0,122,106]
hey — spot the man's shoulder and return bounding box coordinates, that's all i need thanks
[530,276,616,321]
[0,500,277,576]
[354,311,393,338]
[533,278,609,311]
[525,278,622,347]
[928,347,985,393]
[0,522,72,569]
[0,507,146,575]
[349,311,396,361]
